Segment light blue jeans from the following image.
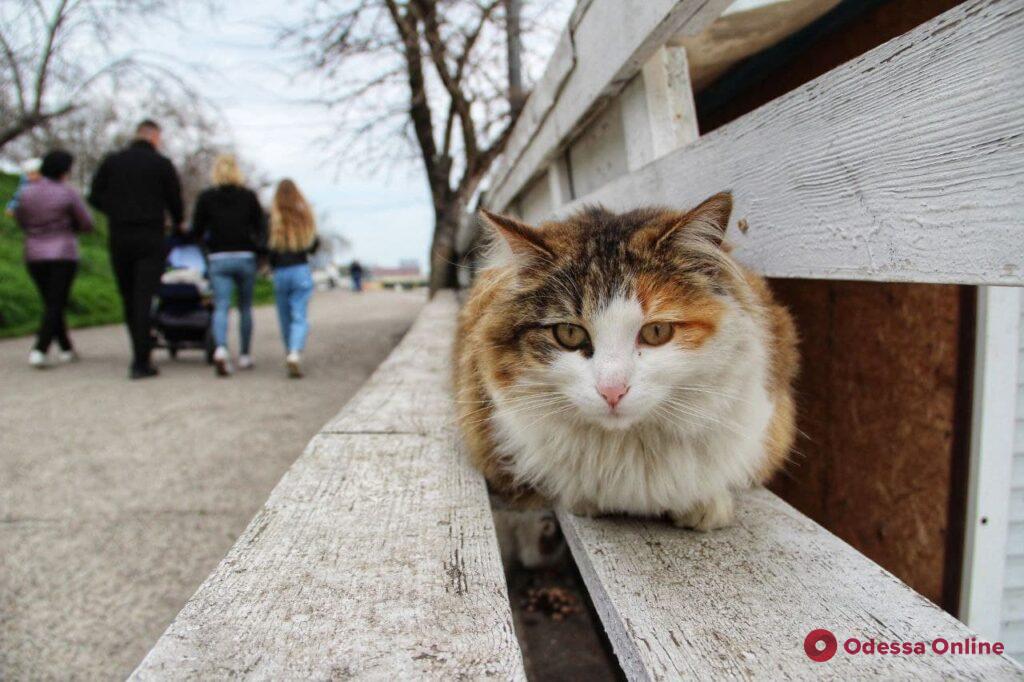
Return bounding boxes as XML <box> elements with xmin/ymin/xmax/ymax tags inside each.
<box><xmin>273</xmin><ymin>264</ymin><xmax>314</xmax><ymax>353</ymax></box>
<box><xmin>209</xmin><ymin>255</ymin><xmax>256</xmax><ymax>354</ymax></box>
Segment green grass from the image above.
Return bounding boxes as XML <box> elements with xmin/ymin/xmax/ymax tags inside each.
<box><xmin>0</xmin><ymin>172</ymin><xmax>122</xmax><ymax>338</ymax></box>
<box><xmin>0</xmin><ymin>172</ymin><xmax>273</xmax><ymax>339</ymax></box>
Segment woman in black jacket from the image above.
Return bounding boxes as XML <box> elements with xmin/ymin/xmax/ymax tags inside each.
<box><xmin>191</xmin><ymin>154</ymin><xmax>266</xmax><ymax>376</ymax></box>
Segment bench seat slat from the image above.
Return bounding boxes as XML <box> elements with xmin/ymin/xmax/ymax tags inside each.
<box><xmin>132</xmin><ymin>294</ymin><xmax>526</xmax><ymax>680</ymax></box>
<box><xmin>559</xmin><ymin>488</ymin><xmax>1023</xmax><ymax>680</ymax></box>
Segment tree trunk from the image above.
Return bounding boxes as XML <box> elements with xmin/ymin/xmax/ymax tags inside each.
<box><xmin>428</xmin><ymin>208</ymin><xmax>461</xmax><ymax>294</ymax></box>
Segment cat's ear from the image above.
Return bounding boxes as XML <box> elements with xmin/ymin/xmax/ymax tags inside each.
<box><xmin>480</xmin><ymin>209</ymin><xmax>554</xmax><ymax>260</ymax></box>
<box><xmin>638</xmin><ymin>192</ymin><xmax>733</xmax><ymax>251</ymax></box>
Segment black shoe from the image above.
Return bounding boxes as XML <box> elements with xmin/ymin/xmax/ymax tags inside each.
<box><xmin>129</xmin><ymin>364</ymin><xmax>159</xmax><ymax>380</ymax></box>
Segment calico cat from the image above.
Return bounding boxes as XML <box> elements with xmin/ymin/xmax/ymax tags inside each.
<box><xmin>453</xmin><ymin>193</ymin><xmax>798</xmax><ymax>530</ymax></box>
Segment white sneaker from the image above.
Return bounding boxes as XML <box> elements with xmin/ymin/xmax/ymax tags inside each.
<box><xmin>286</xmin><ymin>352</ymin><xmax>303</xmax><ymax>378</ymax></box>
<box><xmin>29</xmin><ymin>350</ymin><xmax>48</xmax><ymax>369</ymax></box>
<box><xmin>58</xmin><ymin>350</ymin><xmax>79</xmax><ymax>363</ymax></box>
<box><xmin>213</xmin><ymin>346</ymin><xmax>232</xmax><ymax>377</ymax></box>
<box><xmin>237</xmin><ymin>354</ymin><xmax>254</xmax><ymax>370</ymax></box>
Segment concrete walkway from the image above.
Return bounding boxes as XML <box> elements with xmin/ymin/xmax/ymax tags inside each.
<box><xmin>0</xmin><ymin>289</ymin><xmax>424</xmax><ymax>680</ymax></box>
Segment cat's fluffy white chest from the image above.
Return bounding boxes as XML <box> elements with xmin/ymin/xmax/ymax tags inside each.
<box><xmin>490</xmin><ymin>372</ymin><xmax>773</xmax><ymax>518</ymax></box>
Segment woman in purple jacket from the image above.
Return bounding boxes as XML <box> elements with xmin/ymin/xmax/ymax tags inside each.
<box><xmin>14</xmin><ymin>150</ymin><xmax>94</xmax><ymax>368</ymax></box>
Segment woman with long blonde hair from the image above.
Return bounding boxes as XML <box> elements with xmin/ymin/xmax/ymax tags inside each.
<box><xmin>191</xmin><ymin>153</ymin><xmax>265</xmax><ymax>376</ymax></box>
<box><xmin>268</xmin><ymin>179</ymin><xmax>319</xmax><ymax>378</ymax></box>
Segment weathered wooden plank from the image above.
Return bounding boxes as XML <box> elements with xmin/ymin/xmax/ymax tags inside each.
<box><xmin>132</xmin><ymin>293</ymin><xmax>526</xmax><ymax>680</ymax></box>
<box><xmin>621</xmin><ymin>45</ymin><xmax>701</xmax><ymax>174</ymax></box>
<box><xmin>488</xmin><ymin>0</ymin><xmax>732</xmax><ymax>212</ymax></box>
<box><xmin>490</xmin><ymin>26</ymin><xmax>574</xmax><ymax>212</ymax></box>
<box><xmin>961</xmin><ymin>287</ymin><xmax>1021</xmax><ymax>639</ymax></box>
<box><xmin>320</xmin><ymin>295</ymin><xmax>457</xmax><ymax>436</ymax></box>
<box><xmin>545</xmin><ymin>0</ymin><xmax>1024</xmax><ymax>286</ymax></box>
<box><xmin>559</xmin><ymin>488</ymin><xmax>1024</xmax><ymax>680</ymax></box>
<box><xmin>569</xmin><ymin>94</ymin><xmax>628</xmax><ymax>199</ymax></box>
<box><xmin>518</xmin><ymin>171</ymin><xmax>555</xmax><ymax>225</ymax></box>
<box><xmin>639</xmin><ymin>47</ymin><xmax>699</xmax><ymax>164</ymax></box>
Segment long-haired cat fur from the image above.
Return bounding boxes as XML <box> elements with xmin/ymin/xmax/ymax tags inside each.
<box><xmin>453</xmin><ymin>193</ymin><xmax>797</xmax><ymax>530</ymax></box>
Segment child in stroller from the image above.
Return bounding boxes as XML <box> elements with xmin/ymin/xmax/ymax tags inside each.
<box><xmin>153</xmin><ymin>235</ymin><xmax>216</xmax><ymax>363</ymax></box>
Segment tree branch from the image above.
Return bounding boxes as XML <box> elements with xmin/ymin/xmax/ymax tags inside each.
<box><xmin>412</xmin><ymin>0</ymin><xmax>480</xmax><ymax>164</ymax></box>
<box><xmin>32</xmin><ymin>0</ymin><xmax>71</xmax><ymax>114</ymax></box>
<box><xmin>0</xmin><ymin>103</ymin><xmax>77</xmax><ymax>148</ymax></box>
<box><xmin>383</xmin><ymin>0</ymin><xmax>445</xmax><ymax>205</ymax></box>
<box><xmin>0</xmin><ymin>30</ymin><xmax>27</xmax><ymax>112</ymax></box>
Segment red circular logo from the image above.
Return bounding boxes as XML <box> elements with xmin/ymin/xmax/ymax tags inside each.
<box><xmin>804</xmin><ymin>629</ymin><xmax>838</xmax><ymax>662</ymax></box>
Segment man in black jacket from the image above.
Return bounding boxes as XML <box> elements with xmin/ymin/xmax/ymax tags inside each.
<box><xmin>89</xmin><ymin>120</ymin><xmax>183</xmax><ymax>379</ymax></box>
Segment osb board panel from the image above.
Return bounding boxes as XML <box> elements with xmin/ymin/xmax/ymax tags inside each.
<box><xmin>767</xmin><ymin>280</ymin><xmax>966</xmax><ymax>609</ymax></box>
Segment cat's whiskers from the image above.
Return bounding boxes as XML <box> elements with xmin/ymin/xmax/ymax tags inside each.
<box><xmin>460</xmin><ymin>391</ymin><xmax>561</xmax><ymax>413</ymax></box>
<box><xmin>459</xmin><ymin>394</ymin><xmax>569</xmax><ymax>426</ymax></box>
<box><xmin>656</xmin><ymin>399</ymin><xmax>747</xmax><ymax>438</ymax></box>
<box><xmin>515</xmin><ymin>400</ymin><xmax>577</xmax><ymax>432</ymax></box>
<box><xmin>670</xmin><ymin>384</ymin><xmax>757</xmax><ymax>407</ymax></box>
<box><xmin>455</xmin><ymin>389</ymin><xmax>562</xmax><ymax>415</ymax></box>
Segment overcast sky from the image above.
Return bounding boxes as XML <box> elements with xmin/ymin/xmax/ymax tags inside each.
<box><xmin>117</xmin><ymin>1</ymin><xmax>573</xmax><ymax>269</ymax></box>
<box><xmin>118</xmin><ymin>3</ymin><xmax>430</xmax><ymax>268</ymax></box>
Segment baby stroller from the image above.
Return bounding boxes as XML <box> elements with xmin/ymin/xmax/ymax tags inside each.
<box><xmin>153</xmin><ymin>236</ymin><xmax>215</xmax><ymax>363</ymax></box>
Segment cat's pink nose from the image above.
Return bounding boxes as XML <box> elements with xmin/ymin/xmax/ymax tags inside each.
<box><xmin>597</xmin><ymin>383</ymin><xmax>630</xmax><ymax>408</ymax></box>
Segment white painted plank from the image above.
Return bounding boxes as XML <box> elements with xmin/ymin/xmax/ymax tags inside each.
<box><xmin>1015</xmin><ymin>294</ymin><xmax>1024</xmax><ymax>659</ymax></box>
<box><xmin>568</xmin><ymin>96</ymin><xmax>628</xmax><ymax>199</ymax></box>
<box><xmin>132</xmin><ymin>294</ymin><xmax>526</xmax><ymax>680</ymax></box>
<box><xmin>1013</xmin><ymin>452</ymin><xmax>1024</xmax><ymax>487</ymax></box>
<box><xmin>492</xmin><ymin>27</ymin><xmax>575</xmax><ymax>204</ymax></box>
<box><xmin>548</xmin><ymin>0</ymin><xmax>1024</xmax><ymax>285</ymax></box>
<box><xmin>1007</xmin><ymin>557</ymin><xmax>1024</xmax><ymax>590</ymax></box>
<box><xmin>488</xmin><ymin>0</ymin><xmax>732</xmax><ymax>212</ymax></box>
<box><xmin>547</xmin><ymin>155</ymin><xmax>573</xmax><ymax>208</ymax></box>
<box><xmin>1008</xmin><ymin>522</ymin><xmax>1024</xmax><ymax>558</ymax></box>
<box><xmin>1013</xmin><ymin>488</ymin><xmax>1024</xmax><ymax>521</ymax></box>
<box><xmin>623</xmin><ymin>45</ymin><xmax>701</xmax><ymax>173</ymax></box>
<box><xmin>1003</xmin><ymin>621</ymin><xmax>1024</xmax><ymax>665</ymax></box>
<box><xmin>318</xmin><ymin>295</ymin><xmax>461</xmax><ymax>436</ymax></box>
<box><xmin>518</xmin><ymin>171</ymin><xmax>556</xmax><ymax>226</ymax></box>
<box><xmin>641</xmin><ymin>46</ymin><xmax>700</xmax><ymax>160</ymax></box>
<box><xmin>1006</xmin><ymin>588</ymin><xmax>1024</xmax><ymax>622</ymax></box>
<box><xmin>621</xmin><ymin>73</ymin><xmax>656</xmax><ymax>173</ymax></box>
<box><xmin>559</xmin><ymin>488</ymin><xmax>1024</xmax><ymax>680</ymax></box>
<box><xmin>962</xmin><ymin>287</ymin><xmax>1020</xmax><ymax>639</ymax></box>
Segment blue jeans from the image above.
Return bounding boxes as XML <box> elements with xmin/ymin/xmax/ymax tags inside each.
<box><xmin>273</xmin><ymin>264</ymin><xmax>314</xmax><ymax>353</ymax></box>
<box><xmin>209</xmin><ymin>255</ymin><xmax>256</xmax><ymax>354</ymax></box>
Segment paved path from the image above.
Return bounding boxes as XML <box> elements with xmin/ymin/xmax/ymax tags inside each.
<box><xmin>0</xmin><ymin>289</ymin><xmax>425</xmax><ymax>680</ymax></box>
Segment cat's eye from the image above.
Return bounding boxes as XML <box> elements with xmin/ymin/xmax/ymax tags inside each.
<box><xmin>552</xmin><ymin>323</ymin><xmax>590</xmax><ymax>351</ymax></box>
<box><xmin>639</xmin><ymin>322</ymin><xmax>675</xmax><ymax>346</ymax></box>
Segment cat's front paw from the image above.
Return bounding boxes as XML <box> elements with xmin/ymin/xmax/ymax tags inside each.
<box><xmin>671</xmin><ymin>493</ymin><xmax>735</xmax><ymax>532</ymax></box>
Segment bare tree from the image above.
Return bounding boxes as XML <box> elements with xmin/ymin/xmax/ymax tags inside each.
<box><xmin>287</xmin><ymin>0</ymin><xmax>563</xmax><ymax>291</ymax></box>
<box><xmin>0</xmin><ymin>0</ymin><xmax>198</xmax><ymax>152</ymax></box>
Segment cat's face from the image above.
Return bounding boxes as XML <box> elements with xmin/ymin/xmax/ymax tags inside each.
<box><xmin>480</xmin><ymin>193</ymin><xmax>748</xmax><ymax>432</ymax></box>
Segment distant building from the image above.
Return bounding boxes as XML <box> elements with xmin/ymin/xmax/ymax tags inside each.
<box><xmin>368</xmin><ymin>262</ymin><xmax>424</xmax><ymax>288</ymax></box>
<box><xmin>371</xmin><ymin>263</ymin><xmax>421</xmax><ymax>278</ymax></box>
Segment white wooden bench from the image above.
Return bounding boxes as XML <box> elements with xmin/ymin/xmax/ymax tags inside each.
<box><xmin>134</xmin><ymin>0</ymin><xmax>1024</xmax><ymax>678</ymax></box>
<box><xmin>132</xmin><ymin>291</ymin><xmax>1021</xmax><ymax>679</ymax></box>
